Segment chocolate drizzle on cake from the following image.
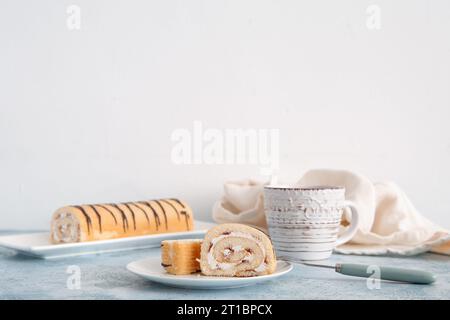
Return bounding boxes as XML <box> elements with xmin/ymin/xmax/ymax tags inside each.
<box><xmin>154</xmin><ymin>200</ymin><xmax>168</xmax><ymax>230</ymax></box>
<box><xmin>88</xmin><ymin>205</ymin><xmax>102</xmax><ymax>233</ymax></box>
<box><xmin>72</xmin><ymin>205</ymin><xmax>93</xmax><ymax>235</ymax></box>
<box><xmin>109</xmin><ymin>203</ymin><xmax>129</xmax><ymax>232</ymax></box>
<box><xmin>139</xmin><ymin>201</ymin><xmax>161</xmax><ymax>230</ymax></box>
<box><xmin>97</xmin><ymin>204</ymin><xmax>118</xmax><ymax>225</ymax></box>
<box><xmin>131</xmin><ymin>202</ymin><xmax>151</xmax><ymax>226</ymax></box>
<box><xmin>180</xmin><ymin>210</ymin><xmax>190</xmax><ymax>229</ymax></box>
<box><xmin>169</xmin><ymin>199</ymin><xmax>190</xmax><ymax>229</ymax></box>
<box><xmin>161</xmin><ymin>199</ymin><xmax>180</xmax><ymax>221</ymax></box>
<box><xmin>170</xmin><ymin>198</ymin><xmax>186</xmax><ymax>208</ymax></box>
<box><xmin>122</xmin><ymin>203</ymin><xmax>137</xmax><ymax>230</ymax></box>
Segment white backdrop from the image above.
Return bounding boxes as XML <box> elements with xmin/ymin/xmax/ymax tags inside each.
<box><xmin>1</xmin><ymin>0</ymin><xmax>449</xmax><ymax>230</ymax></box>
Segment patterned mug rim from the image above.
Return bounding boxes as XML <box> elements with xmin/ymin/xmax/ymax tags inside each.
<box><xmin>264</xmin><ymin>185</ymin><xmax>345</xmax><ymax>191</ymax></box>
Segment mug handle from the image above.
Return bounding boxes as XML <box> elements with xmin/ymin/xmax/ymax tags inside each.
<box><xmin>335</xmin><ymin>200</ymin><xmax>360</xmax><ymax>247</ymax></box>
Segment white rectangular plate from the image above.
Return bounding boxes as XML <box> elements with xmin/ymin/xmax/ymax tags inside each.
<box><xmin>0</xmin><ymin>220</ymin><xmax>215</xmax><ymax>259</ymax></box>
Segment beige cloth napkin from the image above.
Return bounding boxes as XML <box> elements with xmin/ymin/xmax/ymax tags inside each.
<box><xmin>212</xmin><ymin>169</ymin><xmax>450</xmax><ymax>256</ymax></box>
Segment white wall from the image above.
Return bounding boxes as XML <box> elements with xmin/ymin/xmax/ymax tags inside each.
<box><xmin>1</xmin><ymin>0</ymin><xmax>449</xmax><ymax>230</ymax></box>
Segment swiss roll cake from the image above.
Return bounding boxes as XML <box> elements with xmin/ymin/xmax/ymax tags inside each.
<box><xmin>200</xmin><ymin>223</ymin><xmax>276</xmax><ymax>277</ymax></box>
<box><xmin>51</xmin><ymin>198</ymin><xmax>194</xmax><ymax>244</ymax></box>
<box><xmin>161</xmin><ymin>239</ymin><xmax>202</xmax><ymax>275</ymax></box>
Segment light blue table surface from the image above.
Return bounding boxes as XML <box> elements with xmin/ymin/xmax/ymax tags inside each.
<box><xmin>0</xmin><ymin>230</ymin><xmax>448</xmax><ymax>300</ymax></box>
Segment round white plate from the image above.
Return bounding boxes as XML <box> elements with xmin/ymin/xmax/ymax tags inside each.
<box><xmin>127</xmin><ymin>257</ymin><xmax>293</xmax><ymax>289</ymax></box>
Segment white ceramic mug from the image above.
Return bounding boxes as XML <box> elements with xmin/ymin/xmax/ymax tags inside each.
<box><xmin>263</xmin><ymin>185</ymin><xmax>360</xmax><ymax>261</ymax></box>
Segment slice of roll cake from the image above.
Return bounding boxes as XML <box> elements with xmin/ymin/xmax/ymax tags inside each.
<box><xmin>161</xmin><ymin>239</ymin><xmax>202</xmax><ymax>275</ymax></box>
<box><xmin>200</xmin><ymin>223</ymin><xmax>276</xmax><ymax>277</ymax></box>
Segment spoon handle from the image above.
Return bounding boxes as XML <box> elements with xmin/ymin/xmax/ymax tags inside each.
<box><xmin>336</xmin><ymin>263</ymin><xmax>436</xmax><ymax>284</ymax></box>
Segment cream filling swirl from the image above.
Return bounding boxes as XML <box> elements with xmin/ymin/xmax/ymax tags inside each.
<box><xmin>51</xmin><ymin>212</ymin><xmax>80</xmax><ymax>243</ymax></box>
<box><xmin>207</xmin><ymin>232</ymin><xmax>267</xmax><ymax>272</ymax></box>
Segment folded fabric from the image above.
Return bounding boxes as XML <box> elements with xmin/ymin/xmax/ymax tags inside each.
<box><xmin>212</xmin><ymin>169</ymin><xmax>450</xmax><ymax>256</ymax></box>
<box><xmin>212</xmin><ymin>179</ymin><xmax>267</xmax><ymax>230</ymax></box>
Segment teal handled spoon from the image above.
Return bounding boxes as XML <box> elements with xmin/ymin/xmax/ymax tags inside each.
<box><xmin>301</xmin><ymin>262</ymin><xmax>436</xmax><ymax>284</ymax></box>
